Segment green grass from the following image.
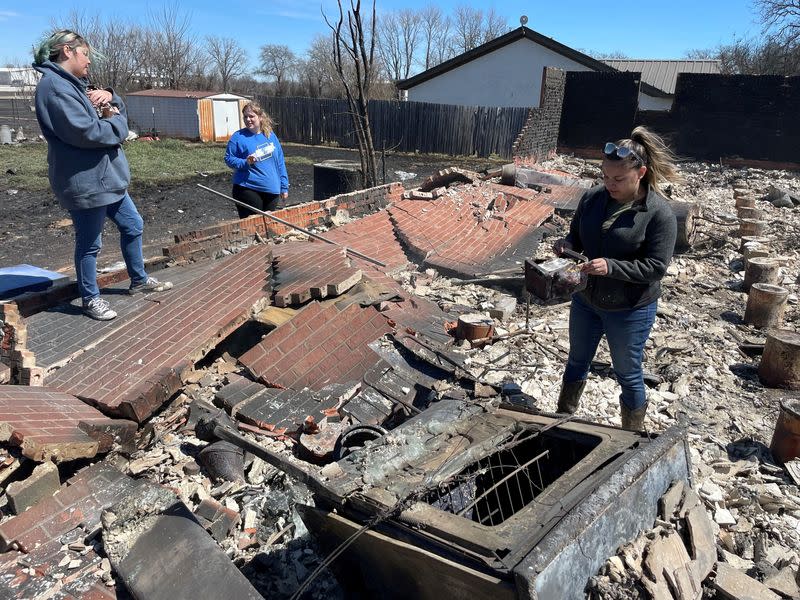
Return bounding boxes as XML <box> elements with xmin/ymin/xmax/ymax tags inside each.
<box><xmin>0</xmin><ymin>139</ymin><xmax>314</xmax><ymax>193</ymax></box>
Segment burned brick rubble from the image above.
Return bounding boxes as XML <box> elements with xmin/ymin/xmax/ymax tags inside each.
<box><xmin>0</xmin><ymin>158</ymin><xmax>799</xmax><ymax>600</ymax></box>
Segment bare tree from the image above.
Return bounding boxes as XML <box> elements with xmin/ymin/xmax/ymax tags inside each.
<box><xmin>685</xmin><ymin>36</ymin><xmax>800</xmax><ymax>75</ymax></box>
<box><xmin>206</xmin><ymin>36</ymin><xmax>247</xmax><ymax>92</ymax></box>
<box><xmin>258</xmin><ymin>44</ymin><xmax>296</xmax><ymax>96</ymax></box>
<box><xmin>419</xmin><ymin>5</ymin><xmax>452</xmax><ymax>69</ymax></box>
<box><xmin>452</xmin><ymin>5</ymin><xmax>484</xmax><ymax>53</ymax></box>
<box><xmin>756</xmin><ymin>0</ymin><xmax>800</xmax><ymax>44</ymax></box>
<box><xmin>147</xmin><ymin>3</ymin><xmax>198</xmax><ymax>89</ymax></box>
<box><xmin>325</xmin><ymin>0</ymin><xmax>379</xmax><ymax>187</ymax></box>
<box><xmin>482</xmin><ymin>8</ymin><xmax>509</xmax><ymax>43</ymax></box>
<box><xmin>53</xmin><ymin>11</ymin><xmax>146</xmax><ymax>92</ymax></box>
<box><xmin>377</xmin><ymin>9</ymin><xmax>422</xmax><ymax>81</ymax></box>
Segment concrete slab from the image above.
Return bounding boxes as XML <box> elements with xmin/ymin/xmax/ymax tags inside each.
<box><xmin>713</xmin><ymin>563</ymin><xmax>782</xmax><ymax>600</ymax></box>
<box><xmin>47</xmin><ymin>244</ymin><xmax>273</xmax><ymax>422</ymax></box>
<box><xmin>0</xmin><ymin>385</ymin><xmax>136</xmax><ymax>462</ymax></box>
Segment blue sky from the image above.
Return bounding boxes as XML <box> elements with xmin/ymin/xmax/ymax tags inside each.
<box><xmin>1</xmin><ymin>0</ymin><xmax>762</xmax><ymax>68</ymax></box>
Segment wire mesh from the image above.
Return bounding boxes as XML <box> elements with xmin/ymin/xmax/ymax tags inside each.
<box><xmin>426</xmin><ymin>429</ymin><xmax>552</xmax><ymax>526</ymax></box>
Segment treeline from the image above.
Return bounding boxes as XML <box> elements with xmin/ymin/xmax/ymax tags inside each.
<box><xmin>688</xmin><ymin>0</ymin><xmax>800</xmax><ymax>75</ymax></box>
<box><xmin>41</xmin><ymin>4</ymin><xmax>512</xmax><ymax>99</ymax></box>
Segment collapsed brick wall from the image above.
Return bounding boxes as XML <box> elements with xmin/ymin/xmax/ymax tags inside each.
<box><xmin>671</xmin><ymin>73</ymin><xmax>800</xmax><ymax>165</ymax></box>
<box><xmin>557</xmin><ymin>71</ymin><xmax>640</xmax><ymax>153</ymax></box>
<box><xmin>0</xmin><ymin>303</ymin><xmax>41</xmax><ymax>386</ymax></box>
<box><xmin>512</xmin><ymin>68</ymin><xmax>566</xmax><ymax>165</ymax></box>
<box><xmin>164</xmin><ymin>182</ymin><xmax>404</xmax><ymax>261</ymax></box>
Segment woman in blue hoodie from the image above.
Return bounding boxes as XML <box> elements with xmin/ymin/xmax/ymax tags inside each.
<box><xmin>32</xmin><ymin>30</ymin><xmax>171</xmax><ymax>321</ymax></box>
<box><xmin>224</xmin><ymin>102</ymin><xmax>289</xmax><ymax>218</ymax></box>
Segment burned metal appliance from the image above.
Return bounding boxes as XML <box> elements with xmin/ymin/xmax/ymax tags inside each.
<box><xmin>299</xmin><ymin>401</ymin><xmax>691</xmax><ymax>600</ymax></box>
<box><xmin>524</xmin><ymin>248</ymin><xmax>587</xmax><ymax>302</ymax></box>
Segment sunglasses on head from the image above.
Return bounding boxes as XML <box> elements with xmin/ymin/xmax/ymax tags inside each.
<box><xmin>603</xmin><ymin>142</ymin><xmax>645</xmax><ymax>165</ymax></box>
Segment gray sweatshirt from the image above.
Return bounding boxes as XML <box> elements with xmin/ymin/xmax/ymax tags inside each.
<box><xmin>33</xmin><ymin>61</ymin><xmax>130</xmax><ymax>211</ymax></box>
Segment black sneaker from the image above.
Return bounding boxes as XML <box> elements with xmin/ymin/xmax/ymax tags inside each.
<box><xmin>83</xmin><ymin>297</ymin><xmax>117</xmax><ymax>321</ymax></box>
<box><xmin>128</xmin><ymin>276</ymin><xmax>173</xmax><ymax>295</ymax></box>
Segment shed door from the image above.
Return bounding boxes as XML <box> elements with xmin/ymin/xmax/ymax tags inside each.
<box><xmin>212</xmin><ymin>100</ymin><xmax>240</xmax><ymax>141</ymax></box>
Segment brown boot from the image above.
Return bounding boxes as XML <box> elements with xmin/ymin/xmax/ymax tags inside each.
<box><xmin>556</xmin><ymin>380</ymin><xmax>586</xmax><ymax>414</ymax></box>
<box><xmin>620</xmin><ymin>400</ymin><xmax>648</xmax><ymax>431</ymax></box>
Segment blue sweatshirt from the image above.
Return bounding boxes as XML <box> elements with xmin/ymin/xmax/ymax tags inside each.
<box><xmin>224</xmin><ymin>129</ymin><xmax>289</xmax><ymax>194</ymax></box>
<box><xmin>33</xmin><ymin>61</ymin><xmax>131</xmax><ymax>211</ymax></box>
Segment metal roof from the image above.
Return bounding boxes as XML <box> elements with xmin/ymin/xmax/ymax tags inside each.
<box><xmin>603</xmin><ymin>60</ymin><xmax>721</xmax><ymax>95</ymax></box>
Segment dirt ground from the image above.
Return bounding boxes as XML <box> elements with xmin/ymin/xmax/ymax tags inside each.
<box><xmin>0</xmin><ymin>144</ymin><xmax>502</xmax><ymax>273</ymax></box>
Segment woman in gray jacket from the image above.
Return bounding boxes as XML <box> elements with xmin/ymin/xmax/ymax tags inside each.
<box><xmin>553</xmin><ymin>127</ymin><xmax>679</xmax><ymax>431</ymax></box>
<box><xmin>33</xmin><ymin>30</ymin><xmax>170</xmax><ymax>320</ymax></box>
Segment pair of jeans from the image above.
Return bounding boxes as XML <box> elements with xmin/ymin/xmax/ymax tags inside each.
<box><xmin>562</xmin><ymin>293</ymin><xmax>657</xmax><ymax>410</ymax></box>
<box><xmin>69</xmin><ymin>193</ymin><xmax>147</xmax><ymax>303</ymax></box>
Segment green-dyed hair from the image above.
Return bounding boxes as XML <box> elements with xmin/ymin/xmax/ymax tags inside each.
<box><xmin>32</xmin><ymin>30</ymin><xmax>89</xmax><ymax>65</ymax></box>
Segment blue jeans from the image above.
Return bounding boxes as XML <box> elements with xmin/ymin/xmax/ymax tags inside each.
<box><xmin>562</xmin><ymin>294</ymin><xmax>657</xmax><ymax>410</ymax></box>
<box><xmin>69</xmin><ymin>193</ymin><xmax>148</xmax><ymax>302</ymax></box>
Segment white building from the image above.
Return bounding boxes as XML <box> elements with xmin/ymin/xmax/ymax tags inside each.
<box><xmin>0</xmin><ymin>67</ymin><xmax>39</xmax><ymax>98</ymax></box>
<box><xmin>398</xmin><ymin>27</ymin><xmax>716</xmax><ymax>111</ymax></box>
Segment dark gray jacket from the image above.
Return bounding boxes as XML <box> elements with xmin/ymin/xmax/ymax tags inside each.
<box><xmin>565</xmin><ymin>184</ymin><xmax>677</xmax><ymax>311</ymax></box>
<box><xmin>33</xmin><ymin>61</ymin><xmax>130</xmax><ymax>211</ymax></box>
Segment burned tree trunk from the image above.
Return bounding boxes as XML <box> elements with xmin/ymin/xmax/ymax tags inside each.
<box><xmin>669</xmin><ymin>201</ymin><xmax>699</xmax><ymax>254</ymax></box>
<box><xmin>759</xmin><ymin>329</ymin><xmax>800</xmax><ymax>390</ymax></box>
<box><xmin>326</xmin><ymin>0</ymin><xmax>379</xmax><ymax>189</ymax></box>
<box><xmin>744</xmin><ymin>283</ymin><xmax>789</xmax><ymax>329</ymax></box>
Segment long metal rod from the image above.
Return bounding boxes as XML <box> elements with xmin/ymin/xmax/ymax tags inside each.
<box><xmin>196</xmin><ymin>184</ymin><xmax>387</xmax><ymax>268</ymax></box>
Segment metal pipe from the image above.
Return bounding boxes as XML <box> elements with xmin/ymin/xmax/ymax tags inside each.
<box><xmin>196</xmin><ymin>184</ymin><xmax>387</xmax><ymax>268</ymax></box>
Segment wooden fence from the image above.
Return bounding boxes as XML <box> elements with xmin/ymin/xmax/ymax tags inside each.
<box><xmin>257</xmin><ymin>96</ymin><xmax>532</xmax><ymax>159</ymax></box>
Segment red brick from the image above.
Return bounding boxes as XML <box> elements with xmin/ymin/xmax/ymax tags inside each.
<box><xmin>48</xmin><ymin>245</ymin><xmax>273</xmax><ymax>422</ymax></box>
<box><xmin>0</xmin><ymin>386</ymin><xmax>119</xmax><ymax>463</ymax></box>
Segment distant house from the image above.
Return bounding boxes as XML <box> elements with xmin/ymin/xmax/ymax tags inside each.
<box><xmin>125</xmin><ymin>89</ymin><xmax>249</xmax><ymax>142</ymax></box>
<box><xmin>603</xmin><ymin>59</ymin><xmax>721</xmax><ymax>109</ymax></box>
<box><xmin>398</xmin><ymin>27</ymin><xmax>717</xmax><ymax>111</ymax></box>
<box><xmin>0</xmin><ymin>67</ymin><xmax>39</xmax><ymax>98</ymax></box>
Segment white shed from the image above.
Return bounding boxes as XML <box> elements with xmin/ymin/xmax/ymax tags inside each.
<box><xmin>397</xmin><ymin>27</ymin><xmax>672</xmax><ymax>110</ymax></box>
<box><xmin>125</xmin><ymin>90</ymin><xmax>249</xmax><ymax>141</ymax></box>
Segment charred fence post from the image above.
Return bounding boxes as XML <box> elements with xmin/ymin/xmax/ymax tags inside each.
<box><xmin>759</xmin><ymin>329</ymin><xmax>800</xmax><ymax>390</ymax></box>
<box><xmin>738</xmin><ymin>218</ymin><xmax>768</xmax><ymax>238</ymax></box>
<box><xmin>739</xmin><ymin>235</ymin><xmax>771</xmax><ymax>252</ymax></box>
<box><xmin>742</xmin><ymin>242</ymin><xmax>771</xmax><ymax>268</ymax></box>
<box><xmin>736</xmin><ymin>206</ymin><xmax>766</xmax><ymax>220</ymax></box>
<box><xmin>743</xmin><ymin>257</ymin><xmax>781</xmax><ymax>290</ymax></box>
<box><xmin>744</xmin><ymin>283</ymin><xmax>789</xmax><ymax>329</ymax></box>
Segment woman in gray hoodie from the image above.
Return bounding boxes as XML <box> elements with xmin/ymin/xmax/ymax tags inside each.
<box><xmin>33</xmin><ymin>30</ymin><xmax>171</xmax><ymax>320</ymax></box>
